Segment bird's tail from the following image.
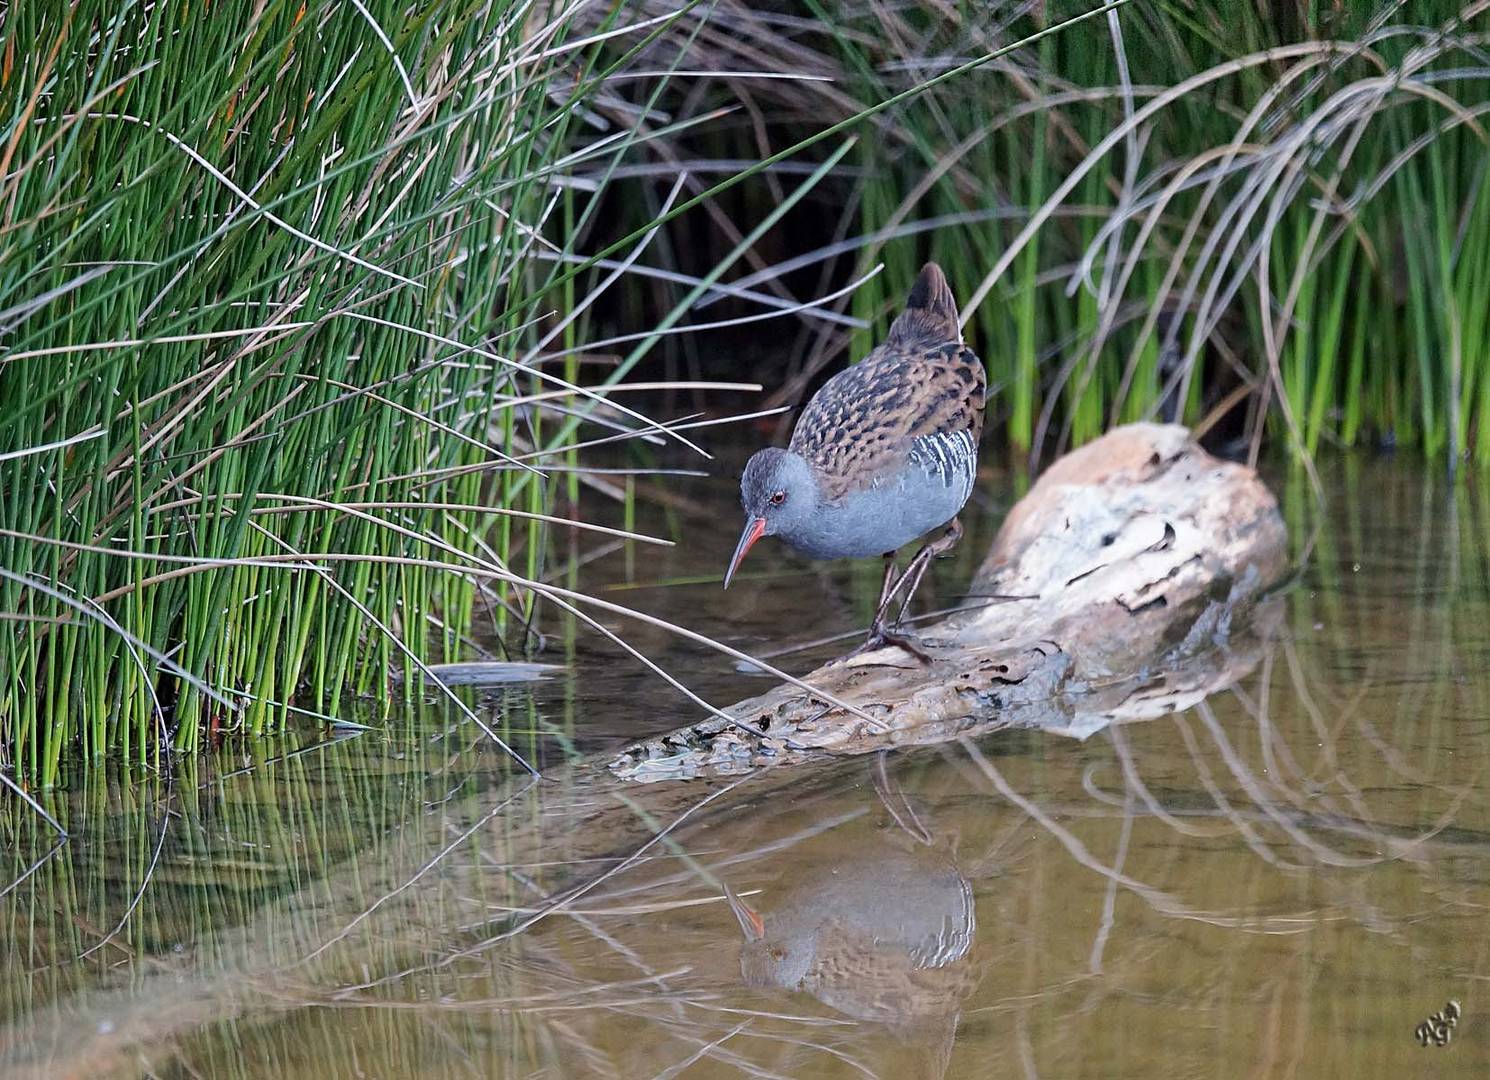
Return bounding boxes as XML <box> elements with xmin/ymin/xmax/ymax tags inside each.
<box><xmin>887</xmin><ymin>261</ymin><xmax>961</xmax><ymax>346</ymax></box>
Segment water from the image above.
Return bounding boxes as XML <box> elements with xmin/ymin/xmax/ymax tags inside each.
<box><xmin>3</xmin><ymin>454</ymin><xmax>1490</xmax><ymax>1078</ymax></box>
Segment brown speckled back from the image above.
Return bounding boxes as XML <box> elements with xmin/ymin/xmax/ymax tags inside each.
<box><xmin>789</xmin><ymin>263</ymin><xmax>986</xmax><ymax>501</ymax></box>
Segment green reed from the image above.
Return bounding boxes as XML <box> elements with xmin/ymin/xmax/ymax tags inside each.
<box><xmin>735</xmin><ymin>1</ymin><xmax>1490</xmax><ymax>460</ymax></box>
<box><xmin>10</xmin><ymin>0</ymin><xmax>1487</xmax><ymax>785</ymax></box>
<box><xmin>0</xmin><ymin>0</ymin><xmax>717</xmax><ymax>784</ymax></box>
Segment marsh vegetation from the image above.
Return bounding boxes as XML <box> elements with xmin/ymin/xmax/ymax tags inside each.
<box><xmin>3</xmin><ymin>3</ymin><xmax>1490</xmax><ymax>1076</ymax></box>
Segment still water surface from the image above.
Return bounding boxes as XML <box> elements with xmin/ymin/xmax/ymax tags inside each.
<box><xmin>3</xmin><ymin>455</ymin><xmax>1490</xmax><ymax>1078</ymax></box>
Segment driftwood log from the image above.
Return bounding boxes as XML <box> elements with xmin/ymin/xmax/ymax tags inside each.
<box><xmin>1</xmin><ymin>423</ymin><xmax>1291</xmax><ymax>1077</ymax></box>
<box><xmin>609</xmin><ymin>422</ymin><xmax>1288</xmax><ymax>780</ymax></box>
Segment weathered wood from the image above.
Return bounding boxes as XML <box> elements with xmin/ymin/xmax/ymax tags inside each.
<box><xmin>608</xmin><ymin>423</ymin><xmax>1288</xmax><ymax>781</ymax></box>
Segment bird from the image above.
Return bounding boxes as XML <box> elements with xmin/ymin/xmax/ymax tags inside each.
<box><xmin>723</xmin><ymin>261</ymin><xmax>985</xmax><ymax>659</ymax></box>
<box><xmin>724</xmin><ymin>839</ymin><xmax>979</xmax><ymax>1079</ymax></box>
<box><xmin>726</xmin><ymin>846</ymin><xmax>977</xmax><ymax>1013</ymax></box>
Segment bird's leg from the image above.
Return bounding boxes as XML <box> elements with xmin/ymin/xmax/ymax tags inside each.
<box><xmin>845</xmin><ymin>522</ymin><xmax>964</xmax><ymax>664</ymax></box>
<box><xmin>872</xmin><ymin>750</ymin><xmax>935</xmax><ymax>846</ymax></box>
<box><xmin>848</xmin><ymin>554</ymin><xmax>933</xmax><ymax>665</ymax></box>
<box><xmin>866</xmin><ymin>553</ymin><xmax>910</xmax><ymax>631</ymax></box>
<box><xmin>891</xmin><ymin>517</ymin><xmax>964</xmax><ymax>628</ymax></box>
<box><xmin>851</xmin><ymin>613</ymin><xmax>932</xmax><ymax>664</ymax></box>
<box><xmin>873</xmin><ymin>552</ymin><xmax>898</xmax><ymax>615</ymax></box>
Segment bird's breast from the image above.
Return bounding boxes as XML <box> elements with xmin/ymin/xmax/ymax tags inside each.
<box><xmin>778</xmin><ymin>448</ymin><xmax>974</xmax><ymax>560</ymax></box>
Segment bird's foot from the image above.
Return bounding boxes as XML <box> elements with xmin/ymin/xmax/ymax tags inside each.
<box><xmin>844</xmin><ymin>622</ymin><xmax>932</xmax><ymax>665</ymax></box>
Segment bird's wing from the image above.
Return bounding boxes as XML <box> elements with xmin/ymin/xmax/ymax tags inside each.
<box><xmin>789</xmin><ymin>341</ymin><xmax>985</xmax><ymax>502</ymax></box>
<box><xmin>807</xmin><ymin>920</ymin><xmax>978</xmax><ymax>1026</ymax></box>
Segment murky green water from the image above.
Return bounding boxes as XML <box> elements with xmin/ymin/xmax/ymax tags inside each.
<box><xmin>3</xmin><ymin>454</ymin><xmax>1490</xmax><ymax>1078</ymax></box>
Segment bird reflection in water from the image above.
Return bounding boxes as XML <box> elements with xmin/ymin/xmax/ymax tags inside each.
<box><xmin>723</xmin><ymin>755</ymin><xmax>987</xmax><ymax>1077</ymax></box>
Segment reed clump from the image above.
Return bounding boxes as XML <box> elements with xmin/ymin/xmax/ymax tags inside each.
<box><xmin>0</xmin><ymin>0</ymin><xmax>732</xmax><ymax>784</ymax></box>
<box><xmin>8</xmin><ymin>0</ymin><xmax>1489</xmax><ymax>782</ymax></box>
<box><xmin>844</xmin><ymin>0</ymin><xmax>1490</xmax><ymax>462</ymax></box>
<box><xmin>620</xmin><ymin>1</ymin><xmax>1490</xmax><ymax>462</ymax></box>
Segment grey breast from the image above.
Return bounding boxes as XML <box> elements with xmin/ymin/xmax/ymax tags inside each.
<box><xmin>788</xmin><ymin>429</ymin><xmax>977</xmax><ymax>559</ymax></box>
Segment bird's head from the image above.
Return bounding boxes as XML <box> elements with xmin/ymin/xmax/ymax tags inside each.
<box><xmin>726</xmin><ymin>884</ymin><xmax>815</xmax><ymax>990</ymax></box>
<box><xmin>723</xmin><ymin>447</ymin><xmax>819</xmax><ymax>589</ymax></box>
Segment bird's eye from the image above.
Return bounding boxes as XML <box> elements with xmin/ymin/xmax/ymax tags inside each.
<box><xmin>769</xmin><ymin>491</ymin><xmax>786</xmax><ymax>505</ymax></box>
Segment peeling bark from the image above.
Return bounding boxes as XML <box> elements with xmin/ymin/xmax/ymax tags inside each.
<box><xmin>609</xmin><ymin>423</ymin><xmax>1289</xmax><ymax>781</ymax></box>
